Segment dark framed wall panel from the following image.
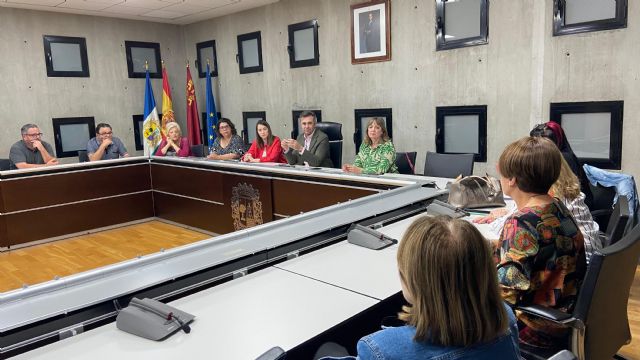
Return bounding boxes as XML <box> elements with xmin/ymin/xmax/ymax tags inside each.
<box><xmin>52</xmin><ymin>116</ymin><xmax>96</xmax><ymax>158</ymax></box>
<box><xmin>6</xmin><ymin>192</ymin><xmax>154</xmax><ymax>247</ymax></box>
<box><xmin>43</xmin><ymin>35</ymin><xmax>90</xmax><ymax>77</ymax></box>
<box><xmin>0</xmin><ymin>164</ymin><xmax>151</xmax><ymax>212</ymax></box>
<box><xmin>435</xmin><ymin>105</ymin><xmax>487</xmax><ymax>162</ymax></box>
<box><xmin>196</xmin><ymin>40</ymin><xmax>219</xmax><ymax>78</ymax></box>
<box><xmin>435</xmin><ymin>0</ymin><xmax>489</xmax><ymax>51</ymax></box>
<box><xmin>354</xmin><ymin>108</ymin><xmax>393</xmax><ymax>154</ymax></box>
<box><xmin>237</xmin><ymin>31</ymin><xmax>263</xmax><ymax>74</ymax></box>
<box><xmin>551</xmin><ymin>101</ymin><xmax>624</xmax><ymax>169</ymax></box>
<box><xmin>553</xmin><ymin>0</ymin><xmax>627</xmax><ymax>36</ymax></box>
<box><xmin>287</xmin><ymin>19</ymin><xmax>320</xmax><ymax>68</ymax></box>
<box><xmin>125</xmin><ymin>41</ymin><xmax>162</xmax><ymax>78</ymax></box>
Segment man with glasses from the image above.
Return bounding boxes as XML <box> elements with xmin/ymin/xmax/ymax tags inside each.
<box><xmin>87</xmin><ymin>123</ymin><xmax>129</xmax><ymax>161</ymax></box>
<box><xmin>9</xmin><ymin>124</ymin><xmax>58</xmax><ymax>169</ymax></box>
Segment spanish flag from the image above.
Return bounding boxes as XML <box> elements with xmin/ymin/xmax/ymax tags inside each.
<box><xmin>161</xmin><ymin>62</ymin><xmax>175</xmax><ymax>137</ymax></box>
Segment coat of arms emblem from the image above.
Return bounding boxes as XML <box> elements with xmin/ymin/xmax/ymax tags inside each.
<box><xmin>231</xmin><ymin>183</ymin><xmax>263</xmax><ymax>230</ymax></box>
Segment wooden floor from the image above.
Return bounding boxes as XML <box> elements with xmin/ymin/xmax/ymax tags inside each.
<box><xmin>620</xmin><ymin>266</ymin><xmax>640</xmax><ymax>359</ymax></box>
<box><xmin>0</xmin><ymin>220</ymin><xmax>210</xmax><ymax>293</ymax></box>
<box><xmin>1</xmin><ymin>223</ymin><xmax>639</xmax><ymax>358</ymax></box>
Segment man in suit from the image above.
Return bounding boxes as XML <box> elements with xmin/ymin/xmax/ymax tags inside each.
<box><xmin>282</xmin><ymin>111</ymin><xmax>333</xmax><ymax>168</ymax></box>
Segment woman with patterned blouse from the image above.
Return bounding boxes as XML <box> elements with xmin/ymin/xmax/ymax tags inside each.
<box><xmin>343</xmin><ymin>117</ymin><xmax>398</xmax><ymax>175</ymax></box>
<box><xmin>495</xmin><ymin>136</ymin><xmax>585</xmax><ymax>350</ymax></box>
<box><xmin>207</xmin><ymin>118</ymin><xmax>245</xmax><ymax>160</ymax></box>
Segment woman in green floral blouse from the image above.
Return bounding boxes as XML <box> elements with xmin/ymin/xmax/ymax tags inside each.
<box><xmin>343</xmin><ymin>117</ymin><xmax>398</xmax><ymax>175</ymax></box>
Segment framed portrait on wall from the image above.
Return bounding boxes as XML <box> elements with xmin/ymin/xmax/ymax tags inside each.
<box><xmin>351</xmin><ymin>0</ymin><xmax>391</xmax><ymax>64</ymax></box>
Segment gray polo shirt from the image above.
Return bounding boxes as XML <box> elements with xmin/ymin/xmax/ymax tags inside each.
<box><xmin>86</xmin><ymin>136</ymin><xmax>128</xmax><ymax>160</ymax></box>
<box><xmin>9</xmin><ymin>140</ymin><xmax>55</xmax><ymax>170</ymax></box>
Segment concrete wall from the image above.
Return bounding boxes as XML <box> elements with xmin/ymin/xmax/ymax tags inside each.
<box><xmin>0</xmin><ymin>8</ymin><xmax>187</xmax><ymax>162</ymax></box>
<box><xmin>0</xmin><ymin>0</ymin><xmax>638</xmax><ymax>179</ymax></box>
<box><xmin>184</xmin><ymin>0</ymin><xmax>639</xmax><ymax>178</ymax></box>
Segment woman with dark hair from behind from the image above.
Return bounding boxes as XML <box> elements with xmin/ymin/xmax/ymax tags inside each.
<box><xmin>530</xmin><ymin>121</ymin><xmax>593</xmax><ymax>208</ymax></box>
<box><xmin>319</xmin><ymin>216</ymin><xmax>520</xmax><ymax>360</ymax></box>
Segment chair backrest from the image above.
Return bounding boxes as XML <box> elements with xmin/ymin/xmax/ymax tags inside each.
<box><xmin>395</xmin><ymin>152</ymin><xmax>417</xmax><ymax>175</ymax></box>
<box><xmin>77</xmin><ymin>150</ymin><xmax>89</xmax><ymax>163</ymax></box>
<box><xmin>190</xmin><ymin>145</ymin><xmax>205</xmax><ymax>158</ymax></box>
<box><xmin>315</xmin><ymin>122</ymin><xmax>342</xmax><ymax>168</ymax></box>
<box><xmin>0</xmin><ymin>158</ymin><xmax>11</xmax><ymax>171</ymax></box>
<box><xmin>424</xmin><ymin>151</ymin><xmax>474</xmax><ymax>178</ymax></box>
<box><xmin>572</xmin><ymin>223</ymin><xmax>640</xmax><ymax>360</ymax></box>
<box><xmin>589</xmin><ymin>183</ymin><xmax>617</xmax><ymax>229</ymax></box>
<box><xmin>604</xmin><ymin>195</ymin><xmax>630</xmax><ymax>247</ymax></box>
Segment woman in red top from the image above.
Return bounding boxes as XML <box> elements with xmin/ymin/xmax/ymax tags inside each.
<box><xmin>242</xmin><ymin>120</ymin><xmax>286</xmax><ymax>163</ymax></box>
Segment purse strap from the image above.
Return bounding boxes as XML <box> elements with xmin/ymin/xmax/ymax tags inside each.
<box><xmin>404</xmin><ymin>153</ymin><xmax>415</xmax><ymax>174</ymax></box>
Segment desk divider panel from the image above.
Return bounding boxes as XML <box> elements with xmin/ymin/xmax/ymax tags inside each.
<box><xmin>150</xmin><ymin>163</ymin><xmax>223</xmax><ymax>203</ymax></box>
<box><xmin>0</xmin><ymin>164</ymin><xmax>151</xmax><ymax>212</ymax></box>
<box><xmin>271</xmin><ymin>179</ymin><xmax>378</xmax><ymax>217</ymax></box>
<box><xmin>6</xmin><ymin>192</ymin><xmax>154</xmax><ymax>247</ymax></box>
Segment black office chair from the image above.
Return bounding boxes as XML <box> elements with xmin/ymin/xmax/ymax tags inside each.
<box><xmin>603</xmin><ymin>195</ymin><xmax>631</xmax><ymax>247</ymax></box>
<box><xmin>589</xmin><ymin>183</ymin><xmax>617</xmax><ymax>230</ymax></box>
<box><xmin>77</xmin><ymin>150</ymin><xmax>89</xmax><ymax>163</ymax></box>
<box><xmin>0</xmin><ymin>158</ymin><xmax>11</xmax><ymax>171</ymax></box>
<box><xmin>518</xmin><ymin>223</ymin><xmax>640</xmax><ymax>360</ymax></box>
<box><xmin>395</xmin><ymin>152</ymin><xmax>417</xmax><ymax>175</ymax></box>
<box><xmin>315</xmin><ymin>122</ymin><xmax>343</xmax><ymax>168</ymax></box>
<box><xmin>424</xmin><ymin>151</ymin><xmax>474</xmax><ymax>178</ymax></box>
<box><xmin>190</xmin><ymin>144</ymin><xmax>206</xmax><ymax>157</ymax></box>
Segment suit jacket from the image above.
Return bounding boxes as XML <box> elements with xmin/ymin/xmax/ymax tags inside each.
<box><xmin>284</xmin><ymin>129</ymin><xmax>333</xmax><ymax>167</ymax></box>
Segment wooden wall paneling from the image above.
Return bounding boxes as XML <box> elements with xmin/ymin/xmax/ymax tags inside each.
<box><xmin>153</xmin><ymin>192</ymin><xmax>230</xmax><ymax>234</ymax></box>
<box><xmin>150</xmin><ymin>163</ymin><xmax>224</xmax><ymax>203</ymax></box>
<box><xmin>272</xmin><ymin>179</ymin><xmax>377</xmax><ymax>216</ymax></box>
<box><xmin>6</xmin><ymin>192</ymin><xmax>154</xmax><ymax>247</ymax></box>
<box><xmin>1</xmin><ymin>164</ymin><xmax>152</xmax><ymax>212</ymax></box>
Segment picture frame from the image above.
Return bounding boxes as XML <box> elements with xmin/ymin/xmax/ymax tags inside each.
<box><xmin>350</xmin><ymin>0</ymin><xmax>391</xmax><ymax>64</ymax></box>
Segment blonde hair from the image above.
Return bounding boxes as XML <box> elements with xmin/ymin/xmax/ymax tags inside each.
<box><xmin>498</xmin><ymin>136</ymin><xmax>561</xmax><ymax>195</ymax></box>
<box><xmin>165</xmin><ymin>122</ymin><xmax>181</xmax><ymax>136</ymax></box>
<box><xmin>364</xmin><ymin>117</ymin><xmax>390</xmax><ymax>146</ymax></box>
<box><xmin>397</xmin><ymin>216</ymin><xmax>509</xmax><ymax>346</ymax></box>
<box><xmin>550</xmin><ymin>156</ymin><xmax>581</xmax><ymax>201</ymax></box>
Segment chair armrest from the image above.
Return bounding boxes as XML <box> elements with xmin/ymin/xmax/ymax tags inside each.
<box><xmin>548</xmin><ymin>350</ymin><xmax>577</xmax><ymax>360</ymax></box>
<box><xmin>517</xmin><ymin>305</ymin><xmax>573</xmax><ymax>322</ymax></box>
<box><xmin>590</xmin><ymin>209</ymin><xmax>612</xmax><ymax>217</ymax></box>
<box><xmin>255</xmin><ymin>346</ymin><xmax>285</xmax><ymax>360</ymax></box>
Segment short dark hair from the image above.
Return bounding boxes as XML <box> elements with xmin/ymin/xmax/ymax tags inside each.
<box><xmin>298</xmin><ymin>111</ymin><xmax>316</xmax><ymax>123</ymax></box>
<box><xmin>215</xmin><ymin>118</ymin><xmax>237</xmax><ymax>137</ymax></box>
<box><xmin>498</xmin><ymin>136</ymin><xmax>561</xmax><ymax>195</ymax></box>
<box><xmin>95</xmin><ymin>123</ymin><xmax>112</xmax><ymax>134</ymax></box>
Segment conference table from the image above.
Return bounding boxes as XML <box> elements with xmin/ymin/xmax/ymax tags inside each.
<box><xmin>1</xmin><ymin>156</ymin><xmax>450</xmax><ymax>358</ymax></box>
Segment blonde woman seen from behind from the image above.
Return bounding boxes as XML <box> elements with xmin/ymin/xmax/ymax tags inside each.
<box><xmin>319</xmin><ymin>216</ymin><xmax>520</xmax><ymax>360</ymax></box>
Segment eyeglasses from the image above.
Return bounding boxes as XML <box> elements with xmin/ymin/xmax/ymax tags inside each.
<box><xmin>99</xmin><ymin>131</ymin><xmax>113</xmax><ymax>136</ymax></box>
<box><xmin>218</xmin><ymin>125</ymin><xmax>230</xmax><ymax>129</ymax></box>
<box><xmin>24</xmin><ymin>133</ymin><xmax>43</xmax><ymax>138</ymax></box>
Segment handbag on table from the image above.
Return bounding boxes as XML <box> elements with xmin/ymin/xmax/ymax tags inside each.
<box><xmin>448</xmin><ymin>175</ymin><xmax>506</xmax><ymax>209</ymax></box>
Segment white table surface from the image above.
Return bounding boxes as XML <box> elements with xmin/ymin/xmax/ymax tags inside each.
<box><xmin>13</xmin><ymin>268</ymin><xmax>377</xmax><ymax>360</ymax></box>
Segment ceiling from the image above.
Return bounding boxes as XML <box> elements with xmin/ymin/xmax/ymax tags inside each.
<box><xmin>0</xmin><ymin>0</ymin><xmax>279</xmax><ymax>25</ymax></box>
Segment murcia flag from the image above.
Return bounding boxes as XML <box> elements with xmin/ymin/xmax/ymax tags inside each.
<box><xmin>143</xmin><ymin>69</ymin><xmax>161</xmax><ymax>156</ymax></box>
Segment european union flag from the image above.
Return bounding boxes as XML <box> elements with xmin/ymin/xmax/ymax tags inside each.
<box><xmin>205</xmin><ymin>63</ymin><xmax>218</xmax><ymax>151</ymax></box>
